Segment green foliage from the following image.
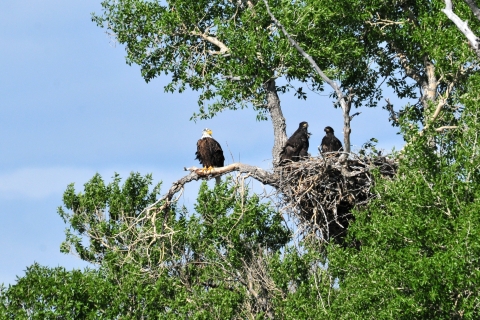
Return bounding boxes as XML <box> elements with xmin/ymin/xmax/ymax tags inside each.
<box><xmin>267</xmin><ymin>243</ymin><xmax>334</xmax><ymax>319</ymax></box>
<box><xmin>328</xmin><ymin>84</ymin><xmax>480</xmax><ymax>318</ymax></box>
<box><xmin>92</xmin><ymin>0</ymin><xmax>480</xmax><ymax>127</ymax></box>
<box><xmin>92</xmin><ymin>0</ymin><xmax>385</xmax><ymax>120</ymax></box>
<box><xmin>0</xmin><ymin>264</ymin><xmax>112</xmax><ymax>319</ymax></box>
<box><xmin>6</xmin><ymin>1</ymin><xmax>480</xmax><ymax>318</ymax></box>
<box><xmin>30</xmin><ymin>175</ymin><xmax>294</xmax><ymax>318</ymax></box>
<box><xmin>58</xmin><ymin>172</ymin><xmax>162</xmax><ymax>264</ymax></box>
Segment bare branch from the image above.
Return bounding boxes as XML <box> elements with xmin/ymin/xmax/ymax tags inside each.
<box><xmin>184</xmin><ymin>163</ymin><xmax>279</xmax><ymax>187</ymax></box>
<box><xmin>144</xmin><ymin>162</ymin><xmax>279</xmax><ymax>226</ymax></box>
<box><xmin>191</xmin><ymin>30</ymin><xmax>230</xmax><ymax>54</ymax></box>
<box><xmin>442</xmin><ymin>0</ymin><xmax>480</xmax><ymax>58</ymax></box>
<box><xmin>384</xmin><ymin>98</ymin><xmax>399</xmax><ymax>124</ymax></box>
<box><xmin>435</xmin><ymin>125</ymin><xmax>458</xmax><ymax>132</ymax></box>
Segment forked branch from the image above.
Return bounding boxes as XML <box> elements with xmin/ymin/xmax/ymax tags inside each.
<box><xmin>262</xmin><ymin>0</ymin><xmax>353</xmax><ymax>153</ymax></box>
<box><xmin>191</xmin><ymin>30</ymin><xmax>230</xmax><ymax>55</ymax></box>
<box><xmin>147</xmin><ymin>163</ymin><xmax>278</xmax><ymax>215</ymax></box>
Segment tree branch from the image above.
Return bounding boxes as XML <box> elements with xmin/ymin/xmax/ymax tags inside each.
<box><xmin>147</xmin><ymin>163</ymin><xmax>278</xmax><ymax>214</ymax></box>
<box><xmin>191</xmin><ymin>30</ymin><xmax>230</xmax><ymax>55</ymax></box>
<box><xmin>143</xmin><ymin>162</ymin><xmax>278</xmax><ymax>236</ymax></box>
<box><xmin>264</xmin><ymin>80</ymin><xmax>287</xmax><ymax>166</ymax></box>
<box><xmin>464</xmin><ymin>0</ymin><xmax>480</xmax><ymax>21</ymax></box>
<box><xmin>262</xmin><ymin>0</ymin><xmax>353</xmax><ymax>153</ymax></box>
<box><xmin>391</xmin><ymin>43</ymin><xmax>423</xmax><ymax>84</ymax></box>
<box><xmin>184</xmin><ymin>163</ymin><xmax>279</xmax><ymax>187</ymax></box>
<box><xmin>384</xmin><ymin>98</ymin><xmax>399</xmax><ymax>124</ymax></box>
<box><xmin>435</xmin><ymin>125</ymin><xmax>458</xmax><ymax>132</ymax></box>
<box><xmin>442</xmin><ymin>0</ymin><xmax>480</xmax><ymax>59</ymax></box>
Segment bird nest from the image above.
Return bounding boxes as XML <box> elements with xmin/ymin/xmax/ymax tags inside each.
<box><xmin>275</xmin><ymin>154</ymin><xmax>397</xmax><ymax>244</ymax></box>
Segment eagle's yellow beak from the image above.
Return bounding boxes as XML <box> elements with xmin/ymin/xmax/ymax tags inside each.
<box><xmin>207</xmin><ymin>129</ymin><xmax>213</xmax><ymax>135</ymax></box>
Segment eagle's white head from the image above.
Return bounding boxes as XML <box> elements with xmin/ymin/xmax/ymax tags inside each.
<box><xmin>201</xmin><ymin>128</ymin><xmax>213</xmax><ymax>138</ymax></box>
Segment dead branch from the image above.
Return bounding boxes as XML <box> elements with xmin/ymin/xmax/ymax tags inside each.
<box><xmin>184</xmin><ymin>162</ymin><xmax>279</xmax><ymax>187</ymax></box>
<box><xmin>143</xmin><ymin>162</ymin><xmax>278</xmax><ymax>222</ymax></box>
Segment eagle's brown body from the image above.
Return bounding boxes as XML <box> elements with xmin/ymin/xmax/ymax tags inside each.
<box><xmin>195</xmin><ymin>129</ymin><xmax>225</xmax><ymax>184</ymax></box>
<box><xmin>195</xmin><ymin>137</ymin><xmax>224</xmax><ymax>168</ymax></box>
<box><xmin>280</xmin><ymin>121</ymin><xmax>310</xmax><ymax>164</ymax></box>
<box><xmin>320</xmin><ymin>126</ymin><xmax>343</xmax><ymax>154</ymax></box>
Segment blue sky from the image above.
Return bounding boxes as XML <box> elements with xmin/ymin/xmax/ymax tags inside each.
<box><xmin>0</xmin><ymin>0</ymin><xmax>405</xmax><ymax>285</ymax></box>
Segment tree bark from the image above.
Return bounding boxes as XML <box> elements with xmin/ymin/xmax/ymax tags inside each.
<box><xmin>264</xmin><ymin>80</ymin><xmax>287</xmax><ymax>166</ymax></box>
<box><xmin>262</xmin><ymin>0</ymin><xmax>352</xmax><ymax>153</ymax></box>
<box><xmin>340</xmin><ymin>98</ymin><xmax>352</xmax><ymax>154</ymax></box>
<box><xmin>464</xmin><ymin>0</ymin><xmax>480</xmax><ymax>21</ymax></box>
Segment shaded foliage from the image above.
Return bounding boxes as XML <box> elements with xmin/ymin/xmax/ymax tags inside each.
<box><xmin>328</xmin><ymin>77</ymin><xmax>480</xmax><ymax>319</ymax></box>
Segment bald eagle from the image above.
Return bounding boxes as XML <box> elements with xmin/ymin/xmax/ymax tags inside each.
<box><xmin>320</xmin><ymin>126</ymin><xmax>343</xmax><ymax>156</ymax></box>
<box><xmin>280</xmin><ymin>121</ymin><xmax>310</xmax><ymax>164</ymax></box>
<box><xmin>195</xmin><ymin>128</ymin><xmax>225</xmax><ymax>184</ymax></box>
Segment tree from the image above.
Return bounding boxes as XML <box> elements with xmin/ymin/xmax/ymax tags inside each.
<box><xmin>0</xmin><ymin>264</ymin><xmax>113</xmax><ymax>319</ymax></box>
<box><xmin>91</xmin><ymin>0</ymin><xmax>480</xmax><ymax>212</ymax></box>
<box><xmin>327</xmin><ymin>73</ymin><xmax>480</xmax><ymax>319</ymax></box>
<box><xmin>56</xmin><ymin>173</ymin><xmax>295</xmax><ymax>318</ymax></box>
<box><xmin>443</xmin><ymin>0</ymin><xmax>480</xmax><ymax>59</ymax></box>
<box><xmin>5</xmin><ymin>0</ymin><xmax>480</xmax><ymax>318</ymax></box>
<box><xmin>2</xmin><ymin>172</ymin><xmax>343</xmax><ymax>319</ymax></box>
<box><xmin>92</xmin><ymin>0</ymin><xmax>383</xmax><ymax>163</ymax></box>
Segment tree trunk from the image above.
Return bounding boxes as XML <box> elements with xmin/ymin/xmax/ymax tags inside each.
<box><xmin>264</xmin><ymin>80</ymin><xmax>287</xmax><ymax>166</ymax></box>
<box><xmin>340</xmin><ymin>99</ymin><xmax>352</xmax><ymax>154</ymax></box>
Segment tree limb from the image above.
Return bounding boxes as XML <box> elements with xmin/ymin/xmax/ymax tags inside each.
<box><xmin>264</xmin><ymin>80</ymin><xmax>287</xmax><ymax>166</ymax></box>
<box><xmin>191</xmin><ymin>30</ymin><xmax>230</xmax><ymax>54</ymax></box>
<box><xmin>148</xmin><ymin>163</ymin><xmax>278</xmax><ymax>214</ymax></box>
<box><xmin>262</xmin><ymin>0</ymin><xmax>353</xmax><ymax>153</ymax></box>
<box><xmin>435</xmin><ymin>125</ymin><xmax>458</xmax><ymax>132</ymax></box>
<box><xmin>421</xmin><ymin>80</ymin><xmax>455</xmax><ymax>135</ymax></box>
<box><xmin>144</xmin><ymin>162</ymin><xmax>278</xmax><ymax>236</ymax></box>
<box><xmin>391</xmin><ymin>44</ymin><xmax>423</xmax><ymax>84</ymax></box>
<box><xmin>464</xmin><ymin>0</ymin><xmax>480</xmax><ymax>21</ymax></box>
<box><xmin>442</xmin><ymin>0</ymin><xmax>480</xmax><ymax>59</ymax></box>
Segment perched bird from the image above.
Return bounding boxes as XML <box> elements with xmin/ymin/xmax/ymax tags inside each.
<box><xmin>195</xmin><ymin>128</ymin><xmax>225</xmax><ymax>184</ymax></box>
<box><xmin>280</xmin><ymin>121</ymin><xmax>310</xmax><ymax>164</ymax></box>
<box><xmin>320</xmin><ymin>126</ymin><xmax>343</xmax><ymax>156</ymax></box>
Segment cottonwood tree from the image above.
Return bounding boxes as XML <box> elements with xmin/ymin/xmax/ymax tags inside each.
<box><xmin>328</xmin><ymin>75</ymin><xmax>480</xmax><ymax>319</ymax></box>
<box><xmin>92</xmin><ymin>0</ymin><xmax>480</xmax><ymax>180</ymax></box>
<box><xmin>92</xmin><ymin>0</ymin><xmax>380</xmax><ymax>165</ymax></box>
<box><xmin>4</xmin><ymin>1</ymin><xmax>480</xmax><ymax>318</ymax></box>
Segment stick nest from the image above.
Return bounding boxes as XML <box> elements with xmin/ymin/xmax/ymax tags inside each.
<box><xmin>276</xmin><ymin>154</ymin><xmax>397</xmax><ymax>244</ymax></box>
